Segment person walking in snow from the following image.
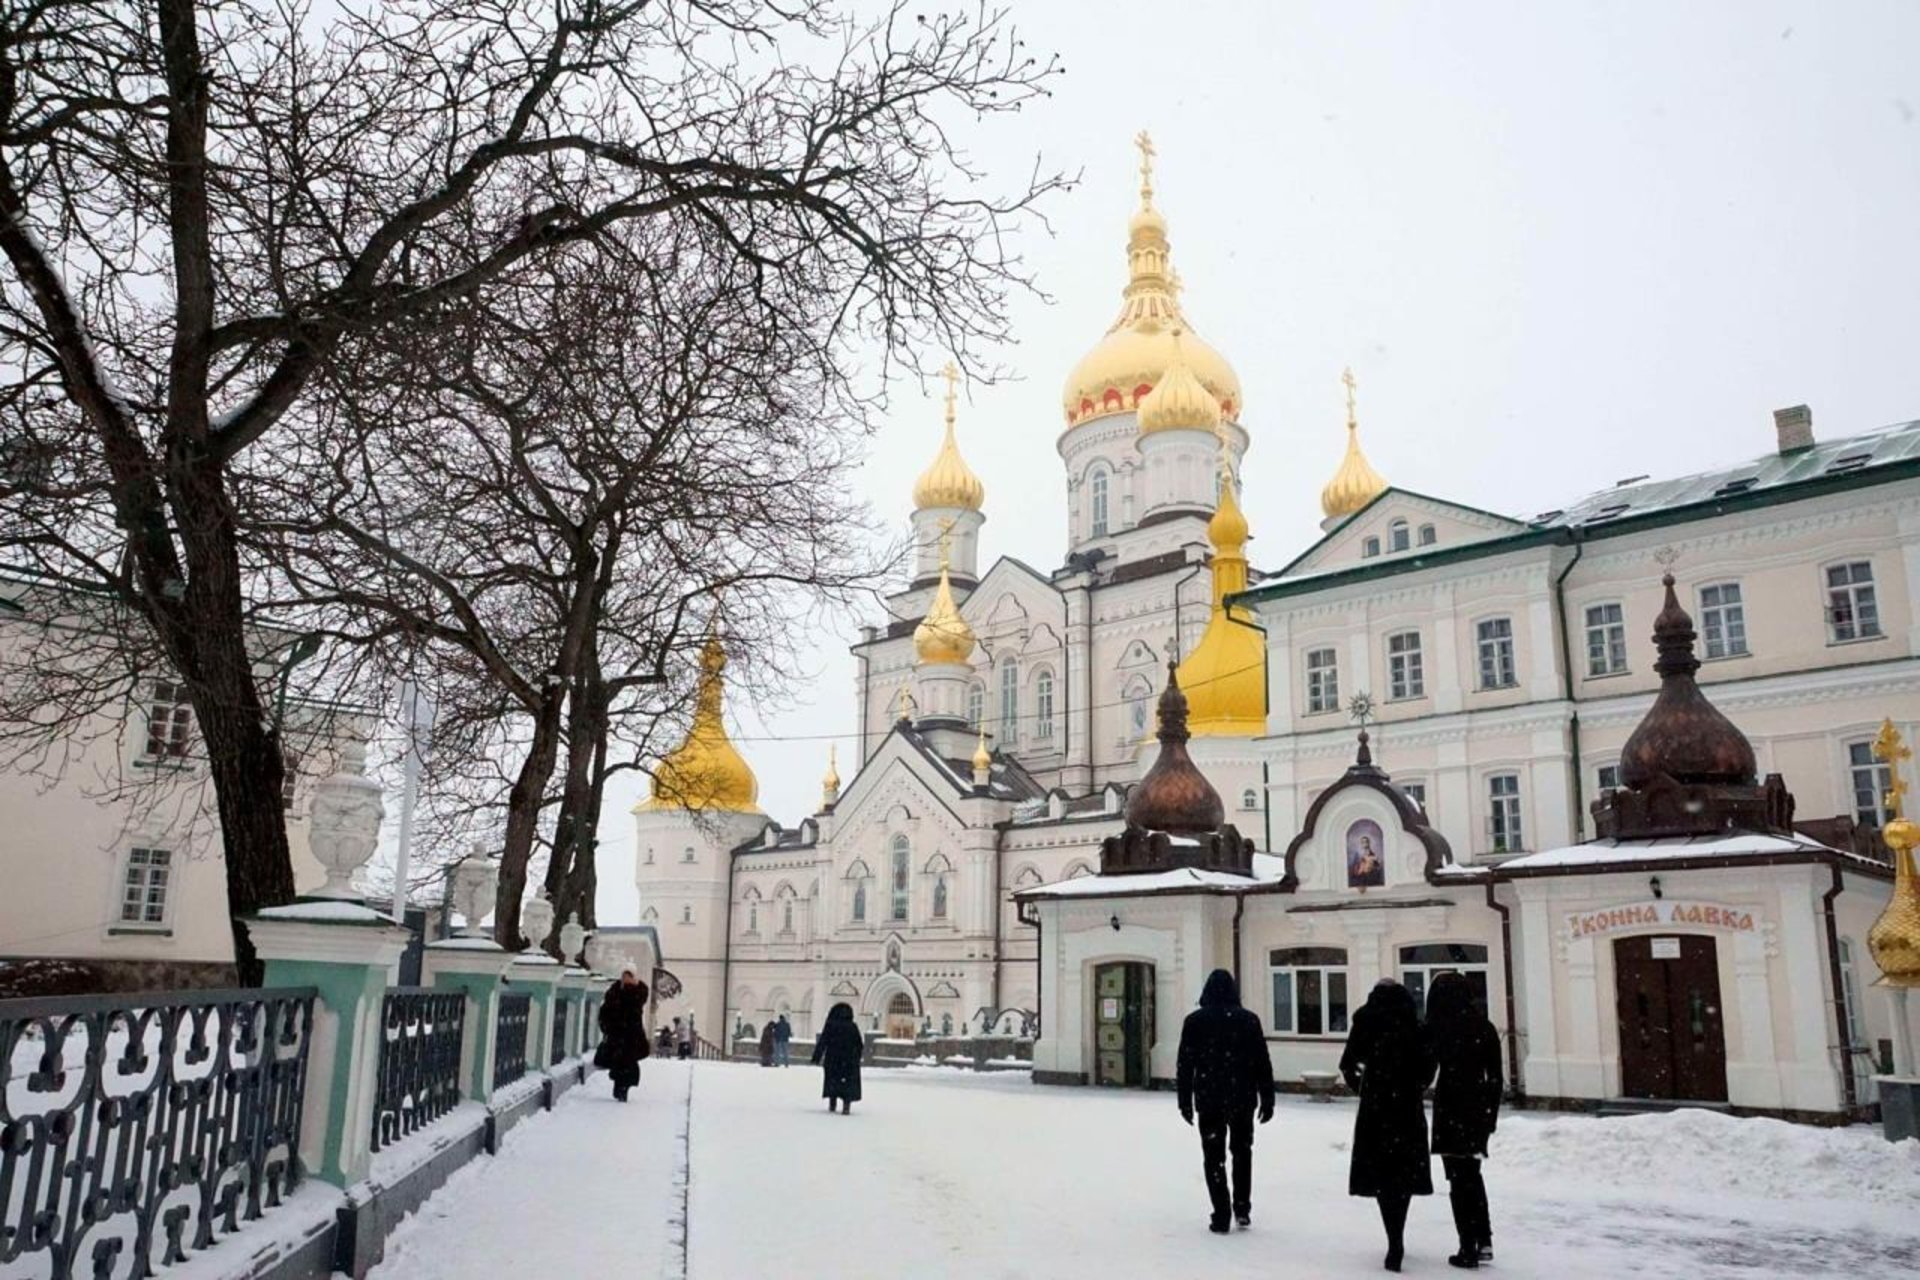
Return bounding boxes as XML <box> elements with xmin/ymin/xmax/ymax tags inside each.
<box><xmin>773</xmin><ymin>1014</ymin><xmax>793</xmax><ymax>1067</ymax></box>
<box><xmin>674</xmin><ymin>1017</ymin><xmax>693</xmax><ymax>1060</ymax></box>
<box><xmin>1424</xmin><ymin>973</ymin><xmax>1503</xmax><ymax>1269</ymax></box>
<box><xmin>595</xmin><ymin>965</ymin><xmax>650</xmax><ymax>1102</ymax></box>
<box><xmin>812</xmin><ymin>1001</ymin><xmax>865</xmax><ymax>1114</ymax></box>
<box><xmin>1340</xmin><ymin>979</ymin><xmax>1437</xmax><ymax>1272</ymax></box>
<box><xmin>1176</xmin><ymin>969</ymin><xmax>1276</xmax><ymax>1234</ymax></box>
<box><xmin>758</xmin><ymin>1020</ymin><xmax>777</xmax><ymax>1067</ymax></box>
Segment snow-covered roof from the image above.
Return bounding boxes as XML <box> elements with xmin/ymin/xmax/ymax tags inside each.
<box><xmin>1017</xmin><ymin>852</ymin><xmax>1288</xmax><ymax>900</ymax></box>
<box><xmin>1496</xmin><ymin>830</ymin><xmax>1835</xmax><ymax>872</ymax></box>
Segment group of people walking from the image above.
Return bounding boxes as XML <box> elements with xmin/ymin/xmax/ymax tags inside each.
<box><xmin>1178</xmin><ymin>968</ymin><xmax>1503</xmax><ymax>1271</ymax></box>
<box><xmin>756</xmin><ymin>1014</ymin><xmax>794</xmax><ymax>1067</ymax></box>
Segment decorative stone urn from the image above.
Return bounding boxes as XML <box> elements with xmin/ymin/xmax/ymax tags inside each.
<box><xmin>582</xmin><ymin>933</ymin><xmax>612</xmax><ymax>976</ymax></box>
<box><xmin>451</xmin><ymin>847</ymin><xmax>500</xmax><ymax>939</ymax></box>
<box><xmin>307</xmin><ymin>740</ymin><xmax>386</xmax><ymax>900</ymax></box>
<box><xmin>520</xmin><ymin>892</ymin><xmax>555</xmax><ymax>953</ymax></box>
<box><xmin>558</xmin><ymin>913</ymin><xmax>588</xmax><ymax>967</ymax></box>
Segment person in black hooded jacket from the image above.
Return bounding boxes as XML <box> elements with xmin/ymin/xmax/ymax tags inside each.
<box><xmin>1424</xmin><ymin>972</ymin><xmax>1502</xmax><ymax>1269</ymax></box>
<box><xmin>596</xmin><ymin>966</ymin><xmax>650</xmax><ymax>1102</ymax></box>
<box><xmin>1341</xmin><ymin>978</ymin><xmax>1436</xmax><ymax>1272</ymax></box>
<box><xmin>811</xmin><ymin>1001</ymin><xmax>865</xmax><ymax>1114</ymax></box>
<box><xmin>1176</xmin><ymin>969</ymin><xmax>1276</xmax><ymax>1233</ymax></box>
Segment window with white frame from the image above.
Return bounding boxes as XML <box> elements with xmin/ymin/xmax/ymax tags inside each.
<box><xmin>1848</xmin><ymin>741</ymin><xmax>1892</xmax><ymax>828</ymax></box>
<box><xmin>1585</xmin><ymin>603</ymin><xmax>1627</xmax><ymax>676</ymax></box>
<box><xmin>1306</xmin><ymin>648</ymin><xmax>1339</xmax><ymax>714</ymax></box>
<box><xmin>680</xmin><ymin>905</ymin><xmax>693</xmax><ymax>924</ymax></box>
<box><xmin>890</xmin><ymin>835</ymin><xmax>911</xmax><ymax>921</ymax></box>
<box><xmin>119</xmin><ymin>847</ymin><xmax>172</xmax><ymax>925</ymax></box>
<box><xmin>143</xmin><ymin>680</ymin><xmax>192</xmax><ymax>760</ymax></box>
<box><xmin>1487</xmin><ymin>774</ymin><xmax>1523</xmax><ymax>852</ymax></box>
<box><xmin>1826</xmin><ymin>562</ymin><xmax>1881</xmax><ymax>642</ymax></box>
<box><xmin>932</xmin><ymin>875</ymin><xmax>948</xmax><ymax>919</ymax></box>
<box><xmin>682</xmin><ymin>846</ymin><xmax>697</xmax><ymax>864</ymax></box>
<box><xmin>1090</xmin><ymin>468</ymin><xmax>1110</xmax><ymax>537</ymax></box>
<box><xmin>1034</xmin><ymin>669</ymin><xmax>1055</xmax><ymax>741</ymax></box>
<box><xmin>1399</xmin><ymin>943</ymin><xmax>1490</xmax><ymax>1018</ymax></box>
<box><xmin>1387</xmin><ymin>630</ymin><xmax>1424</xmax><ymax>700</ymax></box>
<box><xmin>1269</xmin><ymin>947</ymin><xmax>1349</xmax><ymax>1036</ymax></box>
<box><xmin>1125</xmin><ymin>676</ymin><xmax>1152</xmax><ymax>739</ymax></box>
<box><xmin>746</xmin><ymin>899</ymin><xmax>759</xmax><ymax>934</ymax></box>
<box><xmin>999</xmin><ymin>662</ymin><xmax>1019</xmax><ymax>738</ymax></box>
<box><xmin>1698</xmin><ymin>582</ymin><xmax>1748</xmax><ymax>658</ymax></box>
<box><xmin>1400</xmin><ymin>781</ymin><xmax>1427</xmax><ymax>811</ymax></box>
<box><xmin>1838</xmin><ymin>937</ymin><xmax>1866</xmax><ymax>1052</ymax></box>
<box><xmin>1417</xmin><ymin>524</ymin><xmax>1437</xmax><ymax>547</ymax></box>
<box><xmin>965</xmin><ymin>682</ymin><xmax>985</xmax><ymax>728</ymax></box>
<box><xmin>1596</xmin><ymin>763</ymin><xmax>1621</xmax><ymax>793</ymax></box>
<box><xmin>1362</xmin><ymin>536</ymin><xmax>1380</xmax><ymax>559</ymax></box>
<box><xmin>1240</xmin><ymin>787</ymin><xmax>1259</xmax><ymax>810</ymax></box>
<box><xmin>1476</xmin><ymin>617</ymin><xmax>1516</xmax><ymax>689</ymax></box>
<box><xmin>782</xmin><ymin>898</ymin><xmax>794</xmax><ymax>934</ymax></box>
<box><xmin>1389</xmin><ymin>519</ymin><xmax>1410</xmax><ymax>553</ymax></box>
<box><xmin>852</xmin><ymin>883</ymin><xmax>867</xmax><ymax>923</ymax></box>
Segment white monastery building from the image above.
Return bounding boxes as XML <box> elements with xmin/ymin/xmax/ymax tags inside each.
<box><xmin>632</xmin><ymin>141</ymin><xmax>1920</xmax><ymax>1119</ymax></box>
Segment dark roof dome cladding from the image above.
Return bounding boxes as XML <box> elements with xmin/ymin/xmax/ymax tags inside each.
<box><xmin>1100</xmin><ymin>663</ymin><xmax>1254</xmax><ymax>876</ymax></box>
<box><xmin>1617</xmin><ymin>575</ymin><xmax>1758</xmax><ymax>790</ymax></box>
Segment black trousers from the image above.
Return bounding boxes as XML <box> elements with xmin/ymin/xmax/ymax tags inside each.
<box><xmin>1197</xmin><ymin>1106</ymin><xmax>1256</xmax><ymax>1221</ymax></box>
<box><xmin>1442</xmin><ymin>1156</ymin><xmax>1490</xmax><ymax>1248</ymax></box>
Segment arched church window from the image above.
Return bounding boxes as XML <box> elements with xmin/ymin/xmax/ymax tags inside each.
<box><xmin>782</xmin><ymin>900</ymin><xmax>794</xmax><ymax>934</ymax></box>
<box><xmin>681</xmin><ymin>904</ymin><xmax>693</xmax><ymax>924</ymax></box>
<box><xmin>1126</xmin><ymin>677</ymin><xmax>1151</xmax><ymax>738</ymax></box>
<box><xmin>1035</xmin><ymin>669</ymin><xmax>1055</xmax><ymax>740</ymax></box>
<box><xmin>747</xmin><ymin>902</ymin><xmax>758</xmax><ymax>933</ymax></box>
<box><xmin>1389</xmin><ymin>518</ymin><xmax>1410</xmax><ymax>552</ymax></box>
<box><xmin>966</xmin><ymin>682</ymin><xmax>985</xmax><ymax>728</ymax></box>
<box><xmin>1241</xmin><ymin>787</ymin><xmax>1259</xmax><ymax>810</ymax></box>
<box><xmin>933</xmin><ymin>875</ymin><xmax>949</xmax><ymax>919</ymax></box>
<box><xmin>1090</xmin><ymin>467</ymin><xmax>1110</xmax><ymax>537</ymax></box>
<box><xmin>1000</xmin><ymin>662</ymin><xmax>1019</xmax><ymax>740</ymax></box>
<box><xmin>852</xmin><ymin>883</ymin><xmax>867</xmax><ymax>923</ymax></box>
<box><xmin>890</xmin><ymin>834</ymin><xmax>911</xmax><ymax>921</ymax></box>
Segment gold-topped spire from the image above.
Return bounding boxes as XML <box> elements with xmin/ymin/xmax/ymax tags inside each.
<box><xmin>1320</xmin><ymin>366</ymin><xmax>1389</xmax><ymax>521</ymax></box>
<box><xmin>1175</xmin><ymin>425</ymin><xmax>1264</xmax><ymax>736</ymax></box>
<box><xmin>638</xmin><ymin>630</ymin><xmax>760</xmax><ymax>813</ymax></box>
<box><xmin>972</xmin><ymin>727</ymin><xmax>992</xmax><ymax>774</ymax></box>
<box><xmin>911</xmin><ymin>360</ymin><xmax>985</xmax><ymax>512</ymax></box>
<box><xmin>1867</xmin><ymin>719</ymin><xmax>1920</xmax><ymax>987</ymax></box>
<box><xmin>913</xmin><ymin>522</ymin><xmax>976</xmax><ymax>665</ymax></box>
<box><xmin>1062</xmin><ymin>137</ymin><xmax>1241</xmax><ymax>431</ymax></box>
<box><xmin>821</xmin><ymin>743</ymin><xmax>841</xmax><ymax>809</ymax></box>
<box><xmin>1138</xmin><ymin>330</ymin><xmax>1223</xmax><ymax>435</ymax></box>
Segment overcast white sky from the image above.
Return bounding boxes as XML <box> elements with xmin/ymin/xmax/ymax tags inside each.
<box><xmin>593</xmin><ymin>0</ymin><xmax>1920</xmax><ymax>922</ymax></box>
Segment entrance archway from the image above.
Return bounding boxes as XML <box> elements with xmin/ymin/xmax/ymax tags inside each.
<box><xmin>885</xmin><ymin>991</ymin><xmax>918</xmax><ymax>1041</ymax></box>
<box><xmin>1613</xmin><ymin>935</ymin><xmax>1728</xmax><ymax>1103</ymax></box>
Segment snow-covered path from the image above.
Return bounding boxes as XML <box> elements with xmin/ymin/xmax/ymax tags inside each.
<box><xmin>373</xmin><ymin>1060</ymin><xmax>1920</xmax><ymax>1279</ymax></box>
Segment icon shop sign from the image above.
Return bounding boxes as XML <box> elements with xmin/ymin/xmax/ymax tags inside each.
<box><xmin>1565</xmin><ymin>900</ymin><xmax>1760</xmax><ymax>943</ymax></box>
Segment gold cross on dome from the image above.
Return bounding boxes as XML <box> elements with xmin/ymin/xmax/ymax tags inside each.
<box><xmin>1134</xmin><ymin>130</ymin><xmax>1156</xmax><ymax>201</ymax></box>
<box><xmin>1873</xmin><ymin>718</ymin><xmax>1911</xmax><ymax>820</ymax></box>
<box><xmin>1342</xmin><ymin>367</ymin><xmax>1358</xmax><ymax>427</ymax></box>
<box><xmin>941</xmin><ymin>360</ymin><xmax>959</xmax><ymax>428</ymax></box>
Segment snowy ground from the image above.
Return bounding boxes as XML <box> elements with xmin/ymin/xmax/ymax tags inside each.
<box><xmin>369</xmin><ymin>1061</ymin><xmax>1920</xmax><ymax>1279</ymax></box>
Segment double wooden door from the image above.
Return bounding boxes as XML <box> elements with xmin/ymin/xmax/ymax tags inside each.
<box><xmin>1094</xmin><ymin>962</ymin><xmax>1154</xmax><ymax>1087</ymax></box>
<box><xmin>1613</xmin><ymin>935</ymin><xmax>1728</xmax><ymax>1103</ymax></box>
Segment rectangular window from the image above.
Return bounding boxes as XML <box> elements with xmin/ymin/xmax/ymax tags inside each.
<box><xmin>1361</xmin><ymin>537</ymin><xmax>1380</xmax><ymax>559</ymax></box>
<box><xmin>999</xmin><ymin>664</ymin><xmax>1019</xmax><ymax>739</ymax></box>
<box><xmin>1386</xmin><ymin>631</ymin><xmax>1424</xmax><ymax>700</ymax></box>
<box><xmin>1476</xmin><ymin>617</ymin><xmax>1516</xmax><ymax>689</ymax></box>
<box><xmin>281</xmin><ymin>749</ymin><xmax>301</xmax><ymax>810</ymax></box>
<box><xmin>144</xmin><ymin>680</ymin><xmax>192</xmax><ymax>759</ymax></box>
<box><xmin>1399</xmin><ymin>943</ymin><xmax>1491</xmax><ymax>1018</ymax></box>
<box><xmin>1487</xmin><ymin>774</ymin><xmax>1523</xmax><ymax>853</ymax></box>
<box><xmin>1827</xmin><ymin>562</ymin><xmax>1881</xmax><ymax>643</ymax></box>
<box><xmin>1596</xmin><ymin>764</ymin><xmax>1620</xmax><ymax>793</ymax></box>
<box><xmin>891</xmin><ymin>844</ymin><xmax>911</xmax><ymax>922</ymax></box>
<box><xmin>1400</xmin><ymin>781</ymin><xmax>1427</xmax><ymax>811</ymax></box>
<box><xmin>1849</xmin><ymin>741</ymin><xmax>1892</xmax><ymax>828</ymax></box>
<box><xmin>1305</xmin><ymin>648</ymin><xmax>1339</xmax><ymax>714</ymax></box>
<box><xmin>1268</xmin><ymin>947</ymin><xmax>1350</xmax><ymax>1037</ymax></box>
<box><xmin>1698</xmin><ymin>583</ymin><xmax>1748</xmax><ymax>659</ymax></box>
<box><xmin>1584</xmin><ymin>603</ymin><xmax>1627</xmax><ymax>676</ymax></box>
<box><xmin>120</xmin><ymin>847</ymin><xmax>172</xmax><ymax>925</ymax></box>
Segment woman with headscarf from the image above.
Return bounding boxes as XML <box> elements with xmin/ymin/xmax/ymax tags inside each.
<box><xmin>758</xmin><ymin>1019</ymin><xmax>777</xmax><ymax>1068</ymax></box>
<box><xmin>595</xmin><ymin>964</ymin><xmax>650</xmax><ymax>1102</ymax></box>
<box><xmin>811</xmin><ymin>1001</ymin><xmax>865</xmax><ymax>1114</ymax></box>
<box><xmin>1424</xmin><ymin>972</ymin><xmax>1503</xmax><ymax>1269</ymax></box>
<box><xmin>1340</xmin><ymin>979</ymin><xmax>1436</xmax><ymax>1272</ymax></box>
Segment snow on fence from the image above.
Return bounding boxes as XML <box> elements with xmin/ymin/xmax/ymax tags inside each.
<box><xmin>0</xmin><ymin>987</ymin><xmax>316</xmax><ymax>1280</ymax></box>
<box><xmin>371</xmin><ymin>988</ymin><xmax>466</xmax><ymax>1154</ymax></box>
<box><xmin>491</xmin><ymin>994</ymin><xmax>532</xmax><ymax>1093</ymax></box>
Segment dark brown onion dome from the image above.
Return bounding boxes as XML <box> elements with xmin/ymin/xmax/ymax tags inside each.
<box><xmin>1617</xmin><ymin>575</ymin><xmax>1758</xmax><ymax>790</ymax></box>
<box><xmin>1124</xmin><ymin>663</ymin><xmax>1226</xmax><ymax>835</ymax></box>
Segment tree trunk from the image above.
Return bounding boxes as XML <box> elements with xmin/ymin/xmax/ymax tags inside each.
<box><xmin>494</xmin><ymin>690</ymin><xmax>565</xmax><ymax>948</ymax></box>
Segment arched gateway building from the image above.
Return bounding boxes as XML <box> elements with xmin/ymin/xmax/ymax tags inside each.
<box><xmin>634</xmin><ymin>141</ymin><xmax>1919</xmax><ymax>1120</ymax></box>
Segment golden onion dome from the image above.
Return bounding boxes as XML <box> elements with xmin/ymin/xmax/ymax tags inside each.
<box><xmin>1138</xmin><ymin>330</ymin><xmax>1223</xmax><ymax>436</ymax></box>
<box><xmin>638</xmin><ymin>635</ymin><xmax>760</xmax><ymax>813</ymax></box>
<box><xmin>1866</xmin><ymin>720</ymin><xmax>1920</xmax><ymax>986</ymax></box>
<box><xmin>1061</xmin><ymin>134</ymin><xmax>1241</xmax><ymax>432</ymax></box>
<box><xmin>913</xmin><ymin>549</ymin><xmax>976</xmax><ymax>666</ymax></box>
<box><xmin>912</xmin><ymin>363</ymin><xmax>985</xmax><ymax>512</ymax></box>
<box><xmin>1175</xmin><ymin>459</ymin><xmax>1265</xmax><ymax>737</ymax></box>
<box><xmin>971</xmin><ymin>728</ymin><xmax>992</xmax><ymax>774</ymax></box>
<box><xmin>821</xmin><ymin>744</ymin><xmax>841</xmax><ymax>807</ymax></box>
<box><xmin>1320</xmin><ymin>367</ymin><xmax>1388</xmax><ymax>520</ymax></box>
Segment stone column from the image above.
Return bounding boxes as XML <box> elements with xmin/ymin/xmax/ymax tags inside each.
<box><xmin>559</xmin><ymin>968</ymin><xmax>595</xmax><ymax>1059</ymax></box>
<box><xmin>512</xmin><ymin>951</ymin><xmax>565</xmax><ymax>1074</ymax></box>
<box><xmin>422</xmin><ymin>940</ymin><xmax>518</xmax><ymax>1102</ymax></box>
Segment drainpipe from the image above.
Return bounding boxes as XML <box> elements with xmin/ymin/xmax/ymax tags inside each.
<box><xmin>1551</xmin><ymin>532</ymin><xmax>1587</xmax><ymax>839</ymax></box>
<box><xmin>721</xmin><ymin>838</ymin><xmax>738</xmax><ymax>1041</ymax></box>
<box><xmin>1171</xmin><ymin>559</ymin><xmax>1207</xmax><ymax>659</ymax></box>
<box><xmin>1018</xmin><ymin>899</ymin><xmax>1043</xmax><ymax>1041</ymax></box>
<box><xmin>856</xmin><ymin>643</ymin><xmax>871</xmax><ymax>763</ymax></box>
<box><xmin>1231</xmin><ymin>893</ymin><xmax>1247</xmax><ymax>991</ymax></box>
<box><xmin>1485</xmin><ymin>878</ymin><xmax>1524</xmax><ymax>1101</ymax></box>
<box><xmin>1820</xmin><ymin>862</ymin><xmax>1859</xmax><ymax>1114</ymax></box>
<box><xmin>990</xmin><ymin>821</ymin><xmax>1009</xmax><ymax>1020</ymax></box>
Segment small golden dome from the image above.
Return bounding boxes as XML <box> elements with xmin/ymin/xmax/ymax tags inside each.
<box><xmin>1866</xmin><ymin>720</ymin><xmax>1920</xmax><ymax>986</ymax></box>
<box><xmin>971</xmin><ymin>728</ymin><xmax>992</xmax><ymax>774</ymax></box>
<box><xmin>639</xmin><ymin>635</ymin><xmax>760</xmax><ymax>813</ymax></box>
<box><xmin>913</xmin><ymin>552</ymin><xmax>976</xmax><ymax>666</ymax></box>
<box><xmin>912</xmin><ymin>362</ymin><xmax>985</xmax><ymax>512</ymax></box>
<box><xmin>1207</xmin><ymin>469</ymin><xmax>1250</xmax><ymax>550</ymax></box>
<box><xmin>1061</xmin><ymin>136</ymin><xmax>1241</xmax><ymax>431</ymax></box>
<box><xmin>822</xmin><ymin>743</ymin><xmax>841</xmax><ymax>792</ymax></box>
<box><xmin>1320</xmin><ymin>367</ymin><xmax>1388</xmax><ymax>520</ymax></box>
<box><xmin>1176</xmin><ymin>464</ymin><xmax>1265</xmax><ymax>737</ymax></box>
<box><xmin>1138</xmin><ymin>331</ymin><xmax>1223</xmax><ymax>436</ymax></box>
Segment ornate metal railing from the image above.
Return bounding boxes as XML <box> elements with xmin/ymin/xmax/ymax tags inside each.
<box><xmin>371</xmin><ymin>987</ymin><xmax>465</xmax><ymax>1153</ymax></box>
<box><xmin>0</xmin><ymin>987</ymin><xmax>315</xmax><ymax>1280</ymax></box>
<box><xmin>548</xmin><ymin>1000</ymin><xmax>569</xmax><ymax>1067</ymax></box>
<box><xmin>492</xmin><ymin>993</ymin><xmax>531</xmax><ymax>1093</ymax></box>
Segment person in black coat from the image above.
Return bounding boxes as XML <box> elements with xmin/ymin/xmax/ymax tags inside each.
<box><xmin>1176</xmin><ymin>969</ymin><xmax>1276</xmax><ymax>1234</ymax></box>
<box><xmin>596</xmin><ymin>966</ymin><xmax>650</xmax><ymax>1102</ymax></box>
<box><xmin>1340</xmin><ymin>979</ymin><xmax>1436</xmax><ymax>1272</ymax></box>
<box><xmin>1424</xmin><ymin>972</ymin><xmax>1502</xmax><ymax>1269</ymax></box>
<box><xmin>811</xmin><ymin>1001</ymin><xmax>865</xmax><ymax>1114</ymax></box>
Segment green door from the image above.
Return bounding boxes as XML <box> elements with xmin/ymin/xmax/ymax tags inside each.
<box><xmin>1094</xmin><ymin>962</ymin><xmax>1155</xmax><ymax>1086</ymax></box>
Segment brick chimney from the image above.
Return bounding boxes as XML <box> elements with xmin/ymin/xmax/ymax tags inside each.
<box><xmin>1774</xmin><ymin>404</ymin><xmax>1814</xmax><ymax>454</ymax></box>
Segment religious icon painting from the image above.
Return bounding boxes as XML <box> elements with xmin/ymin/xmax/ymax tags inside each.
<box><xmin>1345</xmin><ymin>818</ymin><xmax>1387</xmax><ymax>889</ymax></box>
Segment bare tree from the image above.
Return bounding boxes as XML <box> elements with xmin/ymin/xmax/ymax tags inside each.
<box><xmin>0</xmin><ymin>0</ymin><xmax>1061</xmax><ymax>974</ymax></box>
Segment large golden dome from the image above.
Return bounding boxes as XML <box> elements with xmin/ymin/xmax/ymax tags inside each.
<box><xmin>638</xmin><ymin>635</ymin><xmax>761</xmax><ymax>813</ymax></box>
<box><xmin>912</xmin><ymin>363</ymin><xmax>985</xmax><ymax>511</ymax></box>
<box><xmin>1320</xmin><ymin>367</ymin><xmax>1388</xmax><ymax>520</ymax></box>
<box><xmin>1061</xmin><ymin>136</ymin><xmax>1242</xmax><ymax>431</ymax></box>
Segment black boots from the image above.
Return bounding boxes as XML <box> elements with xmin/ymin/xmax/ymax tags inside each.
<box><xmin>1378</xmin><ymin>1194</ymin><xmax>1410</xmax><ymax>1272</ymax></box>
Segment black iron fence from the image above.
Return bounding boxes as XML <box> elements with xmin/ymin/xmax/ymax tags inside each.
<box><xmin>492</xmin><ymin>992</ymin><xmax>531</xmax><ymax>1092</ymax></box>
<box><xmin>371</xmin><ymin>987</ymin><xmax>466</xmax><ymax>1153</ymax></box>
<box><xmin>0</xmin><ymin>987</ymin><xmax>316</xmax><ymax>1280</ymax></box>
<box><xmin>549</xmin><ymin>1000</ymin><xmax>569</xmax><ymax>1067</ymax></box>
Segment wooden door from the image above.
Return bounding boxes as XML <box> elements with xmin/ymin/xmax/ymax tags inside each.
<box><xmin>1613</xmin><ymin>935</ymin><xmax>1728</xmax><ymax>1103</ymax></box>
<box><xmin>1093</xmin><ymin>963</ymin><xmax>1154</xmax><ymax>1086</ymax></box>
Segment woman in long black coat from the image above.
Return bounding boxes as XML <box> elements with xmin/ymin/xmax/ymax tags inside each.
<box><xmin>1425</xmin><ymin>972</ymin><xmax>1503</xmax><ymax>1269</ymax></box>
<box><xmin>1340</xmin><ymin>979</ymin><xmax>1436</xmax><ymax>1272</ymax></box>
<box><xmin>811</xmin><ymin>1001</ymin><xmax>865</xmax><ymax>1114</ymax></box>
<box><xmin>596</xmin><ymin>966</ymin><xmax>650</xmax><ymax>1102</ymax></box>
